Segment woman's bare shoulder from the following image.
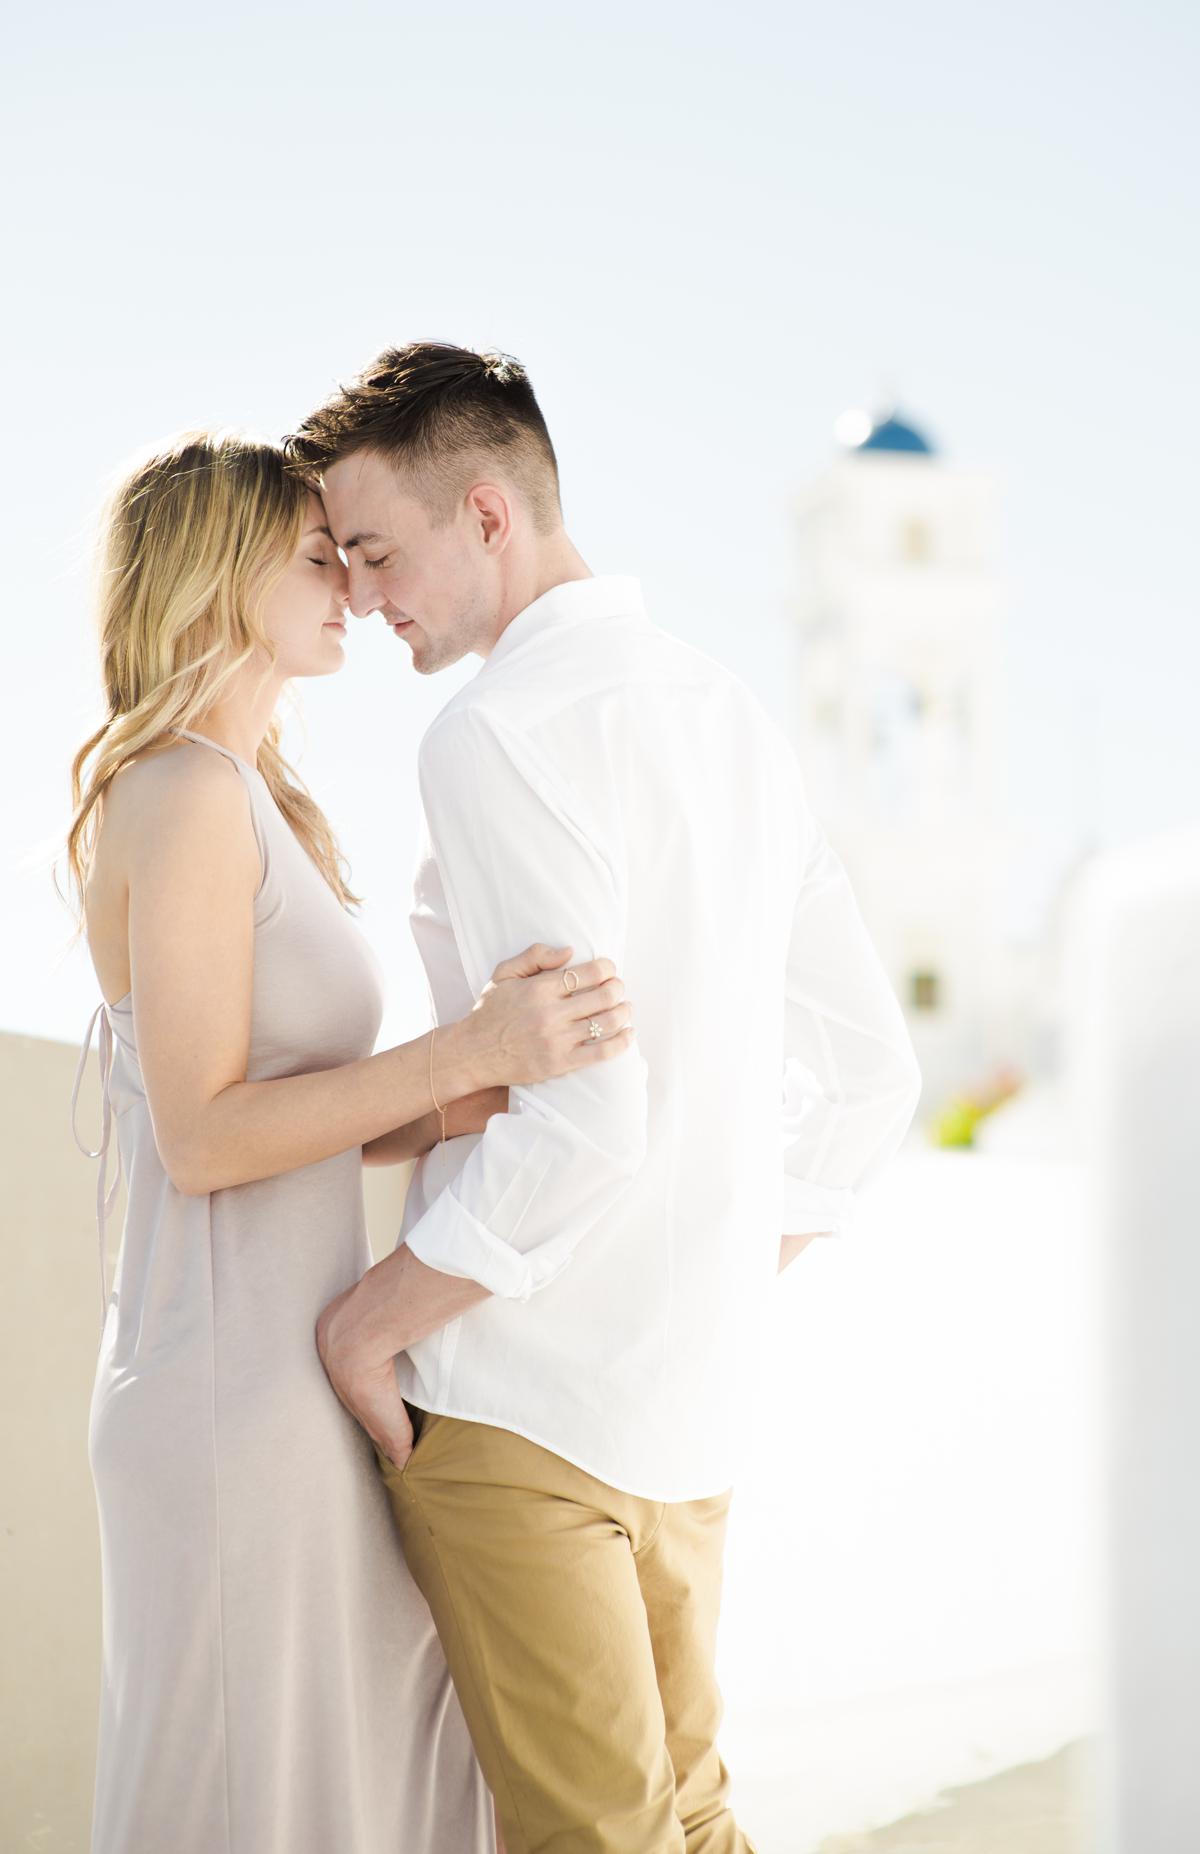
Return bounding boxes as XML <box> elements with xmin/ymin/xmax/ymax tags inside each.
<box><xmin>85</xmin><ymin>739</ymin><xmax>257</xmax><ymax>994</ymax></box>
<box><xmin>97</xmin><ymin>738</ymin><xmax>251</xmax><ymax>869</ymax></box>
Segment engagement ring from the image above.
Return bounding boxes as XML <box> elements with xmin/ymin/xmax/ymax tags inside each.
<box><xmin>588</xmin><ymin>1018</ymin><xmax>603</xmax><ymax>1040</ymax></box>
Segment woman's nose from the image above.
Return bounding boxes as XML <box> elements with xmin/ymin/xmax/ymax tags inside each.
<box><xmin>330</xmin><ymin>560</ymin><xmax>356</xmax><ymax>615</ymax></box>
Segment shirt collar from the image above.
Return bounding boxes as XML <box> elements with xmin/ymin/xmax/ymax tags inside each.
<box><xmin>480</xmin><ymin>575</ymin><xmax>646</xmax><ymax>675</ymax></box>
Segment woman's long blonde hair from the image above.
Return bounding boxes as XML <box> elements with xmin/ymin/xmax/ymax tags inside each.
<box><xmin>65</xmin><ymin>429</ymin><xmax>359</xmax><ymax>921</ymax></box>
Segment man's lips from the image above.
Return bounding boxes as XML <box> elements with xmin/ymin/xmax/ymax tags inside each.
<box><xmin>389</xmin><ymin>618</ymin><xmax>414</xmax><ymax>633</ymax></box>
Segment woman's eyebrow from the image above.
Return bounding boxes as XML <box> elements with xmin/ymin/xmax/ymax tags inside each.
<box><xmin>302</xmin><ymin>522</ymin><xmax>336</xmax><ymax>540</ymax></box>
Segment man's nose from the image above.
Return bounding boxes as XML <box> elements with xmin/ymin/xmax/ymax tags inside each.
<box><xmin>346</xmin><ymin>568</ymin><xmax>380</xmax><ymax>620</ymax></box>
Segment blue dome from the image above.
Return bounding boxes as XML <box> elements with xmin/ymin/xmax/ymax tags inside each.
<box><xmin>857</xmin><ymin>412</ymin><xmax>934</xmax><ymax>455</ymax></box>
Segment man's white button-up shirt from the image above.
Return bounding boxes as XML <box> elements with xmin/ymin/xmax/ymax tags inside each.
<box><xmin>393</xmin><ymin>575</ymin><xmax>921</xmax><ymax>1501</ymax></box>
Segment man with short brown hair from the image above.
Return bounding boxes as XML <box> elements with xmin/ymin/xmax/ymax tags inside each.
<box><xmin>294</xmin><ymin>342</ymin><xmax>921</xmax><ymax>1854</ymax></box>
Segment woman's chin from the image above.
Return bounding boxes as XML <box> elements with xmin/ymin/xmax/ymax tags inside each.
<box><xmin>291</xmin><ymin>639</ymin><xmax>348</xmax><ymax>679</ymax></box>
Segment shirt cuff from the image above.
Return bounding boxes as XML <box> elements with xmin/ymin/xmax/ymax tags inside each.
<box><xmin>782</xmin><ymin>1177</ymin><xmax>856</xmax><ymax>1239</ymax></box>
<box><xmin>402</xmin><ymin>1187</ymin><xmax>577</xmax><ymax>1302</ymax></box>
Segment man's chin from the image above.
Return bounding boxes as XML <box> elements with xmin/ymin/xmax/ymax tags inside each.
<box><xmin>412</xmin><ymin>642</ymin><xmax>469</xmax><ymax>676</ymax></box>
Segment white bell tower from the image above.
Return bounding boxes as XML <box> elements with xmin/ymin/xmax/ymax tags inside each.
<box><xmin>793</xmin><ymin>408</ymin><xmax>1010</xmax><ymax>1112</ymax></box>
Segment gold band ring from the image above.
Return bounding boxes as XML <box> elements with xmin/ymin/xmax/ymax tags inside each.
<box><xmin>563</xmin><ymin>969</ymin><xmax>580</xmax><ymax>994</ymax></box>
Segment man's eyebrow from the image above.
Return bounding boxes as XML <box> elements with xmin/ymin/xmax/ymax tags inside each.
<box><xmin>339</xmin><ymin>530</ymin><xmax>387</xmax><ymax>552</ymax></box>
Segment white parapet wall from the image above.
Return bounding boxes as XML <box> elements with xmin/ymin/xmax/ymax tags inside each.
<box><xmin>1067</xmin><ymin>831</ymin><xmax>1200</xmax><ymax>1854</ymax></box>
<box><xmin>3</xmin><ymin>1035</ymin><xmax>1104</xmax><ymax>1852</ymax></box>
<box><xmin>718</xmin><ymin>1143</ymin><xmax>1101</xmax><ymax>1851</ymax></box>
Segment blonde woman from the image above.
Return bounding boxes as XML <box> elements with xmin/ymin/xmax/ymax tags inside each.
<box><xmin>66</xmin><ymin>431</ymin><xmax>634</xmax><ymax>1854</ymax></box>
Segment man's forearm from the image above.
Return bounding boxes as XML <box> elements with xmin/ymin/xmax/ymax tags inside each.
<box><xmin>778</xmin><ymin>1231</ymin><xmax>826</xmax><ymax>1272</ymax></box>
<box><xmin>333</xmin><ymin>1241</ymin><xmax>493</xmax><ymax>1367</ymax></box>
<box><xmin>363</xmin><ymin>1112</ymin><xmax>438</xmax><ymax>1167</ymax></box>
<box><xmin>364</xmin><ymin>1088</ymin><xmax>512</xmax><ymax>1169</ymax></box>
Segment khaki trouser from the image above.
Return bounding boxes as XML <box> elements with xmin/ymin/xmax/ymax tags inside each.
<box><xmin>379</xmin><ymin>1406</ymin><xmax>757</xmax><ymax>1854</ymax></box>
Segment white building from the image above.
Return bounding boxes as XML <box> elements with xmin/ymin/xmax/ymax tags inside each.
<box><xmin>793</xmin><ymin>408</ymin><xmax>1020</xmax><ymax>1115</ymax></box>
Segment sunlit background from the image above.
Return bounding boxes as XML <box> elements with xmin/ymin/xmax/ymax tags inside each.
<box><xmin>3</xmin><ymin>3</ymin><xmax>1197</xmax><ymax>1849</ymax></box>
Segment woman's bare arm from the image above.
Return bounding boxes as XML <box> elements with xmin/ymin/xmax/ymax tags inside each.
<box><xmin>109</xmin><ymin>750</ymin><xmax>627</xmax><ymax>1195</ymax></box>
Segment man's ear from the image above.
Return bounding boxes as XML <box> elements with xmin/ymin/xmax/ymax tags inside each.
<box><xmin>466</xmin><ymin>481</ymin><xmax>513</xmax><ymax>553</ymax></box>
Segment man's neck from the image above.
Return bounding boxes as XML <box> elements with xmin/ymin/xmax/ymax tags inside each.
<box><xmin>481</xmin><ymin>536</ymin><xmax>592</xmax><ymax>657</ymax></box>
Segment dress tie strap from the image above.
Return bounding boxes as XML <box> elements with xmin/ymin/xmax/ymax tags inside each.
<box><xmin>71</xmin><ymin>1001</ymin><xmax>121</xmax><ymax>1328</ymax></box>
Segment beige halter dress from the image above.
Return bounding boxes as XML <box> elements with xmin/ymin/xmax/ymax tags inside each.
<box><xmin>72</xmin><ymin>730</ymin><xmax>493</xmax><ymax>1854</ymax></box>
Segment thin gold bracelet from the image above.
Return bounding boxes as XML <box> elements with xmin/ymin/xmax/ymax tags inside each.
<box><xmin>428</xmin><ymin>1027</ymin><xmax>448</xmax><ymax>1144</ymax></box>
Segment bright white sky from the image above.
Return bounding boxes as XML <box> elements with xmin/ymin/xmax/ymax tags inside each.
<box><xmin>3</xmin><ymin>0</ymin><xmax>1197</xmax><ymax>1046</ymax></box>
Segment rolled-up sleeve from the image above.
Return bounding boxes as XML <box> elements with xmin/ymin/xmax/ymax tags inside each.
<box><xmin>401</xmin><ymin>704</ymin><xmax>649</xmax><ymax>1300</ymax></box>
<box><xmin>781</xmin><ymin>787</ymin><xmax>922</xmax><ymax>1237</ymax></box>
